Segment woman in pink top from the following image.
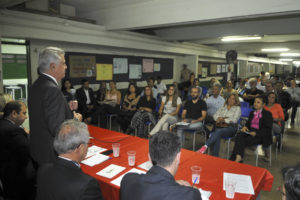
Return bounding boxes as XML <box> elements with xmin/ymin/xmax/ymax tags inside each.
<box><xmin>230</xmin><ymin>96</ymin><xmax>273</xmax><ymax>163</ymax></box>
<box><xmin>264</xmin><ymin>92</ymin><xmax>284</xmax><ymax>135</ymax></box>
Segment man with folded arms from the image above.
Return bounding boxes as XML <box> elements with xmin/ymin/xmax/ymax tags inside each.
<box><xmin>121</xmin><ymin>131</ymin><xmax>201</xmax><ymax>200</ymax></box>
<box><xmin>36</xmin><ymin>119</ymin><xmax>103</xmax><ymax>200</ymax></box>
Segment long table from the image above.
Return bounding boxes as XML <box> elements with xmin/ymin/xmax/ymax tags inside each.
<box><xmin>81</xmin><ymin>126</ymin><xmax>274</xmax><ymax>200</ymax></box>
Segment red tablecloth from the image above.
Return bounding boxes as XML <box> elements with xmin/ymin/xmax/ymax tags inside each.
<box><xmin>81</xmin><ymin>126</ymin><xmax>274</xmax><ymax>200</ymax></box>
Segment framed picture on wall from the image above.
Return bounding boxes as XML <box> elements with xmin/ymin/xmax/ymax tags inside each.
<box><xmin>202</xmin><ymin>67</ymin><xmax>207</xmax><ymax>78</ymax></box>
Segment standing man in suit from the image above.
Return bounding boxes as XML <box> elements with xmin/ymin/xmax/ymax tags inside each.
<box><xmin>36</xmin><ymin>119</ymin><xmax>103</xmax><ymax>200</ymax></box>
<box><xmin>76</xmin><ymin>79</ymin><xmax>95</xmax><ymax>120</ymax></box>
<box><xmin>121</xmin><ymin>131</ymin><xmax>201</xmax><ymax>200</ymax></box>
<box><xmin>28</xmin><ymin>47</ymin><xmax>82</xmax><ymax>167</ymax></box>
<box><xmin>0</xmin><ymin>101</ymin><xmax>35</xmax><ymax>200</ymax></box>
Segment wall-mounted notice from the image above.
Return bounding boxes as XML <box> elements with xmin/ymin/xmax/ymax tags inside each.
<box><xmin>143</xmin><ymin>59</ymin><xmax>154</xmax><ymax>73</ymax></box>
<box><xmin>210</xmin><ymin>64</ymin><xmax>217</xmax><ymax>75</ymax></box>
<box><xmin>69</xmin><ymin>55</ymin><xmax>96</xmax><ymax>78</ymax></box>
<box><xmin>113</xmin><ymin>58</ymin><xmax>128</xmax><ymax>74</ymax></box>
<box><xmin>154</xmin><ymin>63</ymin><xmax>161</xmax><ymax>72</ymax></box>
<box><xmin>217</xmin><ymin>65</ymin><xmax>221</xmax><ymax>73</ymax></box>
<box><xmin>96</xmin><ymin>64</ymin><xmax>113</xmax><ymax>80</ymax></box>
<box><xmin>129</xmin><ymin>64</ymin><xmax>142</xmax><ymax>79</ymax></box>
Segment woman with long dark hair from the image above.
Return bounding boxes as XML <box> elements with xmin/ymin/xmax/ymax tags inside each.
<box><xmin>149</xmin><ymin>85</ymin><xmax>181</xmax><ymax>136</ymax></box>
<box><xmin>117</xmin><ymin>83</ymin><xmax>140</xmax><ymax>132</ymax></box>
<box><xmin>129</xmin><ymin>86</ymin><xmax>156</xmax><ymax>137</ymax></box>
<box><xmin>61</xmin><ymin>78</ymin><xmax>75</xmax><ymax>102</ymax></box>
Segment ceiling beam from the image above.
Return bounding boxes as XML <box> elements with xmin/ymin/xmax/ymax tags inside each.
<box><xmin>80</xmin><ymin>0</ymin><xmax>300</xmax><ymax>30</ymax></box>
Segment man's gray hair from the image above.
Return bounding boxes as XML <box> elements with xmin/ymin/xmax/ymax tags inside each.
<box><xmin>249</xmin><ymin>77</ymin><xmax>257</xmax><ymax>84</ymax></box>
<box><xmin>38</xmin><ymin>47</ymin><xmax>65</xmax><ymax>74</ymax></box>
<box><xmin>213</xmin><ymin>82</ymin><xmax>222</xmax><ymax>90</ymax></box>
<box><xmin>54</xmin><ymin>119</ymin><xmax>90</xmax><ymax>155</ymax></box>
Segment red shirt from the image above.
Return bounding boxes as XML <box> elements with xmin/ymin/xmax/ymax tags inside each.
<box><xmin>264</xmin><ymin>104</ymin><xmax>285</xmax><ymax>126</ymax></box>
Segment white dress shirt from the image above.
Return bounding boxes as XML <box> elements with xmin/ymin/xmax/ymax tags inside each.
<box><xmin>84</xmin><ymin>89</ymin><xmax>91</xmax><ymax>104</ymax></box>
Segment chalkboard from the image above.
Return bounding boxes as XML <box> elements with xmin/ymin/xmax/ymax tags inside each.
<box><xmin>2</xmin><ymin>54</ymin><xmax>27</xmax><ymax>79</ymax></box>
<box><xmin>65</xmin><ymin>52</ymin><xmax>174</xmax><ymax>85</ymax></box>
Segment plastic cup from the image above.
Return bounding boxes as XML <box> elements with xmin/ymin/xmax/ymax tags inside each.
<box><xmin>191</xmin><ymin>165</ymin><xmax>202</xmax><ymax>184</ymax></box>
<box><xmin>112</xmin><ymin>143</ymin><xmax>120</xmax><ymax>157</ymax></box>
<box><xmin>225</xmin><ymin>180</ymin><xmax>237</xmax><ymax>199</ymax></box>
<box><xmin>127</xmin><ymin>151</ymin><xmax>136</xmax><ymax>166</ymax></box>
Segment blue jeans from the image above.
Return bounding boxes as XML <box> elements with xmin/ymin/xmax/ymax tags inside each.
<box><xmin>206</xmin><ymin>126</ymin><xmax>237</xmax><ymax>157</ymax></box>
<box><xmin>177</xmin><ymin>121</ymin><xmax>203</xmax><ymax>145</ymax></box>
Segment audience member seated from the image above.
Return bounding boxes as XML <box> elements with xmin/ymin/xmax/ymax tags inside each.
<box><xmin>221</xmin><ymin>80</ymin><xmax>238</xmax><ymax>100</ymax></box>
<box><xmin>120</xmin><ymin>131</ymin><xmax>202</xmax><ymax>200</ymax></box>
<box><xmin>89</xmin><ymin>81</ymin><xmax>121</xmax><ymax>128</ymax></box>
<box><xmin>61</xmin><ymin>78</ymin><xmax>75</xmax><ymax>102</ymax></box>
<box><xmin>198</xmin><ymin>94</ymin><xmax>241</xmax><ymax>157</ymax></box>
<box><xmin>179</xmin><ymin>73</ymin><xmax>195</xmax><ymax>101</ymax></box>
<box><xmin>156</xmin><ymin>76</ymin><xmax>167</xmax><ymax>97</ymax></box>
<box><xmin>76</xmin><ymin>79</ymin><xmax>95</xmax><ymax>119</ymax></box>
<box><xmin>130</xmin><ymin>86</ymin><xmax>156</xmax><ymax>137</ymax></box>
<box><xmin>287</xmin><ymin>80</ymin><xmax>300</xmax><ymax>125</ymax></box>
<box><xmin>95</xmin><ymin>81</ymin><xmax>107</xmax><ymax>105</ymax></box>
<box><xmin>264</xmin><ymin>92</ymin><xmax>284</xmax><ymax>136</ymax></box>
<box><xmin>243</xmin><ymin>78</ymin><xmax>264</xmax><ymax>106</ymax></box>
<box><xmin>36</xmin><ymin>120</ymin><xmax>103</xmax><ymax>200</ymax></box>
<box><xmin>176</xmin><ymin>86</ymin><xmax>207</xmax><ymax>145</ymax></box>
<box><xmin>205</xmin><ymin>84</ymin><xmax>225</xmax><ymax>122</ymax></box>
<box><xmin>275</xmin><ymin>81</ymin><xmax>292</xmax><ymax>122</ymax></box>
<box><xmin>206</xmin><ymin>78</ymin><xmax>222</xmax><ymax>97</ymax></box>
<box><xmin>236</xmin><ymin>78</ymin><xmax>247</xmax><ymax>97</ymax></box>
<box><xmin>230</xmin><ymin>96</ymin><xmax>273</xmax><ymax>163</ymax></box>
<box><xmin>180</xmin><ymin>64</ymin><xmax>192</xmax><ymax>82</ymax></box>
<box><xmin>191</xmin><ymin>79</ymin><xmax>202</xmax><ymax>99</ymax></box>
<box><xmin>0</xmin><ymin>101</ymin><xmax>35</xmax><ymax>200</ymax></box>
<box><xmin>280</xmin><ymin>164</ymin><xmax>300</xmax><ymax>200</ymax></box>
<box><xmin>117</xmin><ymin>83</ymin><xmax>140</xmax><ymax>133</ymax></box>
<box><xmin>149</xmin><ymin>85</ymin><xmax>181</xmax><ymax>136</ymax></box>
<box><xmin>140</xmin><ymin>77</ymin><xmax>158</xmax><ymax>99</ymax></box>
<box><xmin>0</xmin><ymin>93</ymin><xmax>12</xmax><ymax>118</ymax></box>
<box><xmin>256</xmin><ymin>76</ymin><xmax>267</xmax><ymax>92</ymax></box>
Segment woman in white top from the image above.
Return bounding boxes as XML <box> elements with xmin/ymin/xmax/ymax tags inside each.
<box><xmin>198</xmin><ymin>93</ymin><xmax>241</xmax><ymax>157</ymax></box>
<box><xmin>149</xmin><ymin>85</ymin><xmax>181</xmax><ymax>136</ymax></box>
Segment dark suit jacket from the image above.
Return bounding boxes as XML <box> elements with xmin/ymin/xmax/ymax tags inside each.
<box><xmin>36</xmin><ymin>157</ymin><xmax>103</xmax><ymax>200</ymax></box>
<box><xmin>76</xmin><ymin>87</ymin><xmax>95</xmax><ymax>116</ymax></box>
<box><xmin>121</xmin><ymin>166</ymin><xmax>201</xmax><ymax>200</ymax></box>
<box><xmin>28</xmin><ymin>74</ymin><xmax>73</xmax><ymax>165</ymax></box>
<box><xmin>0</xmin><ymin>119</ymin><xmax>35</xmax><ymax>199</ymax></box>
<box><xmin>246</xmin><ymin>109</ymin><xmax>273</xmax><ymax>147</ymax></box>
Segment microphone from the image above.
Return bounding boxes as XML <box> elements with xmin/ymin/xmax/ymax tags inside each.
<box><xmin>70</xmin><ymin>89</ymin><xmax>76</xmax><ymax>100</ymax></box>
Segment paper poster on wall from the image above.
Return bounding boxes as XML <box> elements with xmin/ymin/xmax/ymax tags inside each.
<box><xmin>113</xmin><ymin>58</ymin><xmax>128</xmax><ymax>74</ymax></box>
<box><xmin>129</xmin><ymin>64</ymin><xmax>142</xmax><ymax>79</ymax></box>
<box><xmin>154</xmin><ymin>63</ymin><xmax>161</xmax><ymax>72</ymax></box>
<box><xmin>198</xmin><ymin>63</ymin><xmax>202</xmax><ymax>75</ymax></box>
<box><xmin>143</xmin><ymin>59</ymin><xmax>154</xmax><ymax>73</ymax></box>
<box><xmin>222</xmin><ymin>65</ymin><xmax>226</xmax><ymax>73</ymax></box>
<box><xmin>217</xmin><ymin>65</ymin><xmax>221</xmax><ymax>73</ymax></box>
<box><xmin>69</xmin><ymin>55</ymin><xmax>96</xmax><ymax>78</ymax></box>
<box><xmin>96</xmin><ymin>64</ymin><xmax>113</xmax><ymax>80</ymax></box>
<box><xmin>210</xmin><ymin>64</ymin><xmax>217</xmax><ymax>75</ymax></box>
<box><xmin>202</xmin><ymin>68</ymin><xmax>207</xmax><ymax>78</ymax></box>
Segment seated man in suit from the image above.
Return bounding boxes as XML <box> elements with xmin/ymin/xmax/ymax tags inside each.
<box><xmin>0</xmin><ymin>101</ymin><xmax>35</xmax><ymax>200</ymax></box>
<box><xmin>121</xmin><ymin>131</ymin><xmax>201</xmax><ymax>200</ymax></box>
<box><xmin>36</xmin><ymin>119</ymin><xmax>103</xmax><ymax>200</ymax></box>
<box><xmin>76</xmin><ymin>79</ymin><xmax>95</xmax><ymax>120</ymax></box>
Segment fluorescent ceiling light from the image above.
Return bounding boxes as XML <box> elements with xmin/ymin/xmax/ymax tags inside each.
<box><xmin>293</xmin><ymin>61</ymin><xmax>300</xmax><ymax>65</ymax></box>
<box><xmin>280</xmin><ymin>53</ymin><xmax>300</xmax><ymax>57</ymax></box>
<box><xmin>261</xmin><ymin>48</ymin><xmax>289</xmax><ymax>52</ymax></box>
<box><xmin>279</xmin><ymin>58</ymin><xmax>293</xmax><ymax>61</ymax></box>
<box><xmin>221</xmin><ymin>36</ymin><xmax>262</xmax><ymax>42</ymax></box>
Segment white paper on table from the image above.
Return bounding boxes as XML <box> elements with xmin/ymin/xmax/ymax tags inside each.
<box><xmin>223</xmin><ymin>172</ymin><xmax>254</xmax><ymax>195</ymax></box>
<box><xmin>86</xmin><ymin>145</ymin><xmax>107</xmax><ymax>158</ymax></box>
<box><xmin>138</xmin><ymin>161</ymin><xmax>153</xmax><ymax>171</ymax></box>
<box><xmin>176</xmin><ymin>122</ymin><xmax>190</xmax><ymax>126</ymax></box>
<box><xmin>81</xmin><ymin>153</ymin><xmax>110</xmax><ymax>167</ymax></box>
<box><xmin>111</xmin><ymin>168</ymin><xmax>146</xmax><ymax>187</ymax></box>
<box><xmin>96</xmin><ymin>164</ymin><xmax>126</xmax><ymax>179</ymax></box>
<box><xmin>199</xmin><ymin>188</ymin><xmax>212</xmax><ymax>200</ymax></box>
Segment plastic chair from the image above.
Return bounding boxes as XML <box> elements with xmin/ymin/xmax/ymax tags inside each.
<box><xmin>241</xmin><ymin>107</ymin><xmax>253</xmax><ymax>118</ymax></box>
<box><xmin>202</xmin><ymin>86</ymin><xmax>208</xmax><ymax>97</ymax></box>
<box><xmin>240</xmin><ymin>101</ymin><xmax>250</xmax><ymax>108</ymax></box>
<box><xmin>185</xmin><ymin>121</ymin><xmax>207</xmax><ymax>151</ymax></box>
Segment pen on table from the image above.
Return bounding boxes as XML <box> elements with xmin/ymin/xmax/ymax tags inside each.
<box><xmin>192</xmin><ymin>177</ymin><xmax>198</xmax><ymax>187</ymax></box>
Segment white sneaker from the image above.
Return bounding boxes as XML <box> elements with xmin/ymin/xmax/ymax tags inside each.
<box><xmin>256</xmin><ymin>145</ymin><xmax>265</xmax><ymax>156</ymax></box>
